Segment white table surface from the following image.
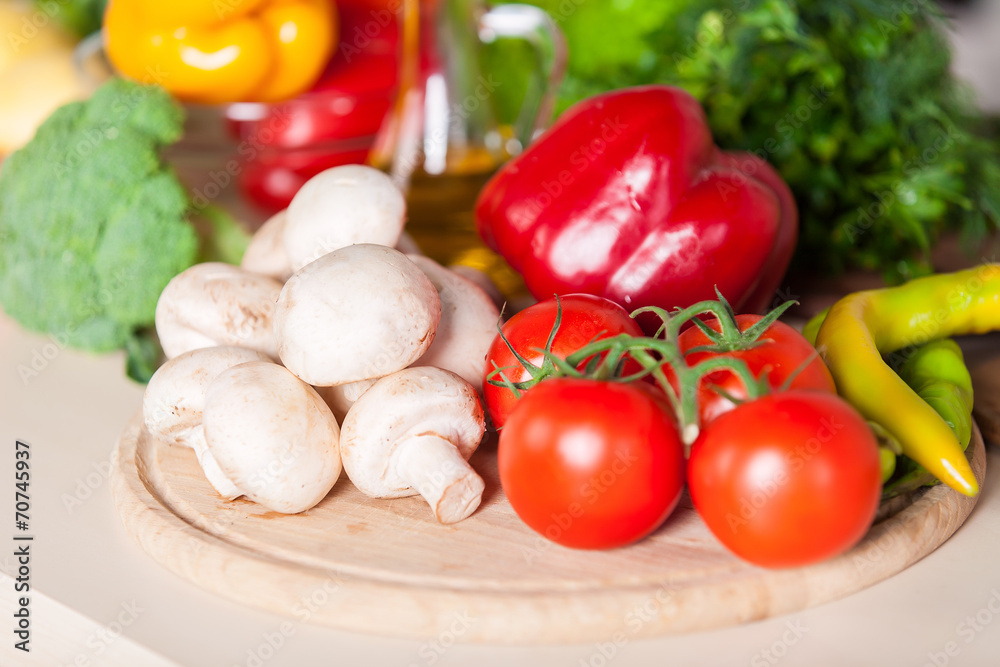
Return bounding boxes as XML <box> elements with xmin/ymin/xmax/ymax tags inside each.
<box><xmin>1</xmin><ymin>311</ymin><xmax>1000</xmax><ymax>667</ymax></box>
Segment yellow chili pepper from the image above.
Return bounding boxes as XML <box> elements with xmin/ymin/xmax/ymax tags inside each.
<box><xmin>814</xmin><ymin>264</ymin><xmax>1000</xmax><ymax>497</ymax></box>
<box><xmin>104</xmin><ymin>0</ymin><xmax>337</xmax><ymax>104</ymax></box>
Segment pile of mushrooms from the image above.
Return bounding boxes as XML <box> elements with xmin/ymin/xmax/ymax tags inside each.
<box><xmin>143</xmin><ymin>165</ymin><xmax>499</xmax><ymax>523</ymax></box>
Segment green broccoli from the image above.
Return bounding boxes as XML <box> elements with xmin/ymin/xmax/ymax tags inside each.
<box><xmin>0</xmin><ymin>79</ymin><xmax>200</xmax><ymax>380</ymax></box>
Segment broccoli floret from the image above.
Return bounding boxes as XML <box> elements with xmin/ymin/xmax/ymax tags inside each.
<box><xmin>0</xmin><ymin>78</ymin><xmax>198</xmax><ymax>357</ymax></box>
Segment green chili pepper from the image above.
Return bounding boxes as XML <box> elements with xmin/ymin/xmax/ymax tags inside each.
<box><xmin>882</xmin><ymin>339</ymin><xmax>974</xmax><ymax>497</ymax></box>
<box><xmin>805</xmin><ymin>308</ymin><xmax>976</xmax><ymax>496</ymax></box>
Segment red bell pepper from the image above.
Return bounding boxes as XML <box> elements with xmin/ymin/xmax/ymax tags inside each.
<box><xmin>475</xmin><ymin>85</ymin><xmax>798</xmax><ymax>318</ymax></box>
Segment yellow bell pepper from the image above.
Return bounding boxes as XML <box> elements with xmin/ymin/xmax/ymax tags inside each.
<box><xmin>814</xmin><ymin>264</ymin><xmax>1000</xmax><ymax>497</ymax></box>
<box><xmin>104</xmin><ymin>0</ymin><xmax>337</xmax><ymax>104</ymax></box>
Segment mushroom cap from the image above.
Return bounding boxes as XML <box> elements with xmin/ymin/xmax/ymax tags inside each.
<box><xmin>340</xmin><ymin>367</ymin><xmax>485</xmax><ymax>498</ymax></box>
<box><xmin>203</xmin><ymin>361</ymin><xmax>342</xmax><ymax>514</ymax></box>
<box><xmin>316</xmin><ymin>378</ymin><xmax>377</xmax><ymax>424</ymax></box>
<box><xmin>274</xmin><ymin>244</ymin><xmax>441</xmax><ymax>386</ymax></box>
<box><xmin>395</xmin><ymin>232</ymin><xmax>422</xmax><ymax>256</ymax></box>
<box><xmin>407</xmin><ymin>255</ymin><xmax>500</xmax><ymax>391</ymax></box>
<box><xmin>155</xmin><ymin>263</ymin><xmax>283</xmax><ymax>360</ymax></box>
<box><xmin>241</xmin><ymin>210</ymin><xmax>293</xmax><ymax>282</ymax></box>
<box><xmin>448</xmin><ymin>264</ymin><xmax>504</xmax><ymax>310</ymax></box>
<box><xmin>143</xmin><ymin>346</ymin><xmax>273</xmax><ymax>446</ymax></box>
<box><xmin>284</xmin><ymin>165</ymin><xmax>406</xmax><ymax>272</ymax></box>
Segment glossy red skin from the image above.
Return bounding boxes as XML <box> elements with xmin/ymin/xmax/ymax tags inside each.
<box><xmin>232</xmin><ymin>0</ymin><xmax>399</xmax><ymax>211</ymax></box>
<box><xmin>499</xmin><ymin>379</ymin><xmax>685</xmax><ymax>550</ymax></box>
<box><xmin>714</xmin><ymin>152</ymin><xmax>798</xmax><ymax>312</ymax></box>
<box><xmin>238</xmin><ymin>146</ymin><xmax>372</xmax><ymax>212</ymax></box>
<box><xmin>483</xmin><ymin>294</ymin><xmax>643</xmax><ymax>427</ymax></box>
<box><xmin>475</xmin><ymin>85</ymin><xmax>797</xmax><ymax>321</ymax></box>
<box><xmin>676</xmin><ymin>314</ymin><xmax>836</xmax><ymax>424</ymax></box>
<box><xmin>688</xmin><ymin>392</ymin><xmax>882</xmax><ymax>568</ymax></box>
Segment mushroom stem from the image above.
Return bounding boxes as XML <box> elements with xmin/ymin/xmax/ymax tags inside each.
<box><xmin>394</xmin><ymin>434</ymin><xmax>485</xmax><ymax>524</ymax></box>
<box><xmin>189</xmin><ymin>426</ymin><xmax>242</xmax><ymax>501</ymax></box>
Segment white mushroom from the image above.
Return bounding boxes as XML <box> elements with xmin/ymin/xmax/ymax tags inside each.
<box><xmin>340</xmin><ymin>367</ymin><xmax>486</xmax><ymax>524</ymax></box>
<box><xmin>316</xmin><ymin>378</ymin><xmax>377</xmax><ymax>423</ymax></box>
<box><xmin>395</xmin><ymin>231</ymin><xmax>422</xmax><ymax>255</ymax></box>
<box><xmin>407</xmin><ymin>255</ymin><xmax>500</xmax><ymax>392</ymax></box>
<box><xmin>240</xmin><ymin>210</ymin><xmax>293</xmax><ymax>282</ymax></box>
<box><xmin>284</xmin><ymin>165</ymin><xmax>406</xmax><ymax>271</ymax></box>
<box><xmin>143</xmin><ymin>346</ymin><xmax>273</xmax><ymax>446</ymax></box>
<box><xmin>448</xmin><ymin>264</ymin><xmax>505</xmax><ymax>310</ymax></box>
<box><xmin>187</xmin><ymin>424</ymin><xmax>243</xmax><ymax>501</ymax></box>
<box><xmin>142</xmin><ymin>346</ymin><xmax>272</xmax><ymax>498</ymax></box>
<box><xmin>203</xmin><ymin>361</ymin><xmax>342</xmax><ymax>514</ymax></box>
<box><xmin>155</xmin><ymin>263</ymin><xmax>282</xmax><ymax>360</ymax></box>
<box><xmin>274</xmin><ymin>244</ymin><xmax>441</xmax><ymax>386</ymax></box>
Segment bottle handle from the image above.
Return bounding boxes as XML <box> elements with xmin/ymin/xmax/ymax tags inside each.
<box><xmin>478</xmin><ymin>4</ymin><xmax>567</xmax><ymax>154</ymax></box>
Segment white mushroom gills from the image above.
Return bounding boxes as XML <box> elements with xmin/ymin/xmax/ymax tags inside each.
<box><xmin>203</xmin><ymin>361</ymin><xmax>343</xmax><ymax>514</ymax></box>
<box><xmin>407</xmin><ymin>255</ymin><xmax>500</xmax><ymax>391</ymax></box>
<box><xmin>274</xmin><ymin>244</ymin><xmax>441</xmax><ymax>386</ymax></box>
<box><xmin>154</xmin><ymin>263</ymin><xmax>282</xmax><ymax>360</ymax></box>
<box><xmin>284</xmin><ymin>165</ymin><xmax>406</xmax><ymax>271</ymax></box>
<box><xmin>340</xmin><ymin>367</ymin><xmax>486</xmax><ymax>524</ymax></box>
<box><xmin>240</xmin><ymin>210</ymin><xmax>293</xmax><ymax>282</ymax></box>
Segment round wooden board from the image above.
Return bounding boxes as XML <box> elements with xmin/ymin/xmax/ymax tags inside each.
<box><xmin>110</xmin><ymin>412</ymin><xmax>987</xmax><ymax>644</ymax></box>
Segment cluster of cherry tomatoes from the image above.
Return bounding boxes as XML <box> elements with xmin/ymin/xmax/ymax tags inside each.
<box><xmin>482</xmin><ymin>294</ymin><xmax>883</xmax><ymax>569</ymax></box>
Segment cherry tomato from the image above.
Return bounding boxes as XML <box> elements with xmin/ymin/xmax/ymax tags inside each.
<box><xmin>499</xmin><ymin>379</ymin><xmax>685</xmax><ymax>549</ymax></box>
<box><xmin>688</xmin><ymin>391</ymin><xmax>882</xmax><ymax>568</ymax></box>
<box><xmin>482</xmin><ymin>294</ymin><xmax>643</xmax><ymax>427</ymax></box>
<box><xmin>676</xmin><ymin>314</ymin><xmax>836</xmax><ymax>424</ymax></box>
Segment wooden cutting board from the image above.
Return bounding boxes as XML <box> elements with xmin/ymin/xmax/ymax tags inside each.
<box><xmin>110</xmin><ymin>408</ymin><xmax>987</xmax><ymax>643</ymax></box>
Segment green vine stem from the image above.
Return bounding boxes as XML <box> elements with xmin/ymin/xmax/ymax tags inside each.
<box><xmin>486</xmin><ymin>295</ymin><xmax>785</xmax><ymax>446</ymax></box>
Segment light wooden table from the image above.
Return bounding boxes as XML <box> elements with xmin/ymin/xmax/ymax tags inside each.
<box><xmin>2</xmin><ymin>310</ymin><xmax>1000</xmax><ymax>667</ymax></box>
